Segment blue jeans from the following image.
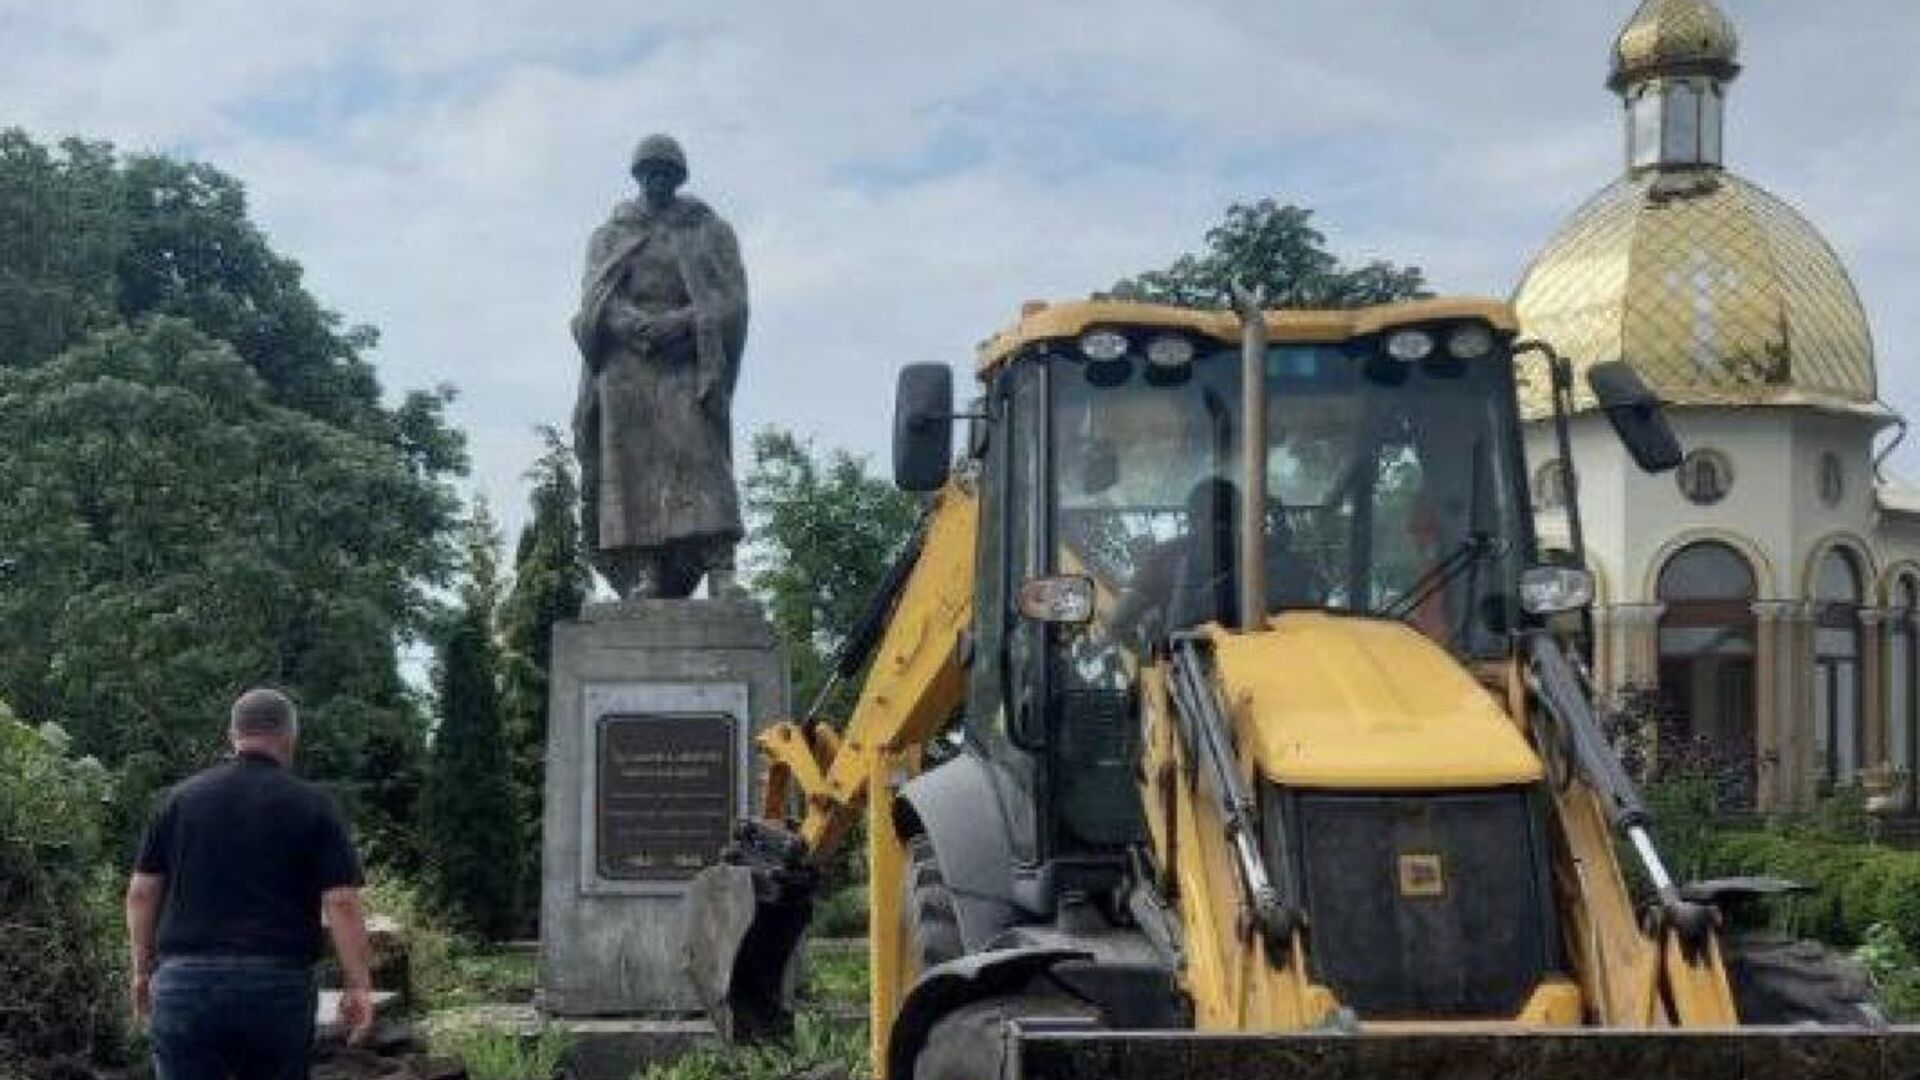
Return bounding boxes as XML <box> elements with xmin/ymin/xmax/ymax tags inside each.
<box><xmin>150</xmin><ymin>957</ymin><xmax>317</xmax><ymax>1080</ymax></box>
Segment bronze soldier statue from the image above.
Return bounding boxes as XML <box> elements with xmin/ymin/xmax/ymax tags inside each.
<box><xmin>571</xmin><ymin>134</ymin><xmax>749</xmax><ymax>599</ymax></box>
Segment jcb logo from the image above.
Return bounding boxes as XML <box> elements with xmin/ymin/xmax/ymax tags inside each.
<box><xmin>1398</xmin><ymin>853</ymin><xmax>1446</xmax><ymax>898</ymax></box>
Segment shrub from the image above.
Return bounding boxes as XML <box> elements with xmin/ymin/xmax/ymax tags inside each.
<box><xmin>0</xmin><ymin>710</ymin><xmax>130</xmax><ymax>1074</ymax></box>
<box><xmin>1696</xmin><ymin>829</ymin><xmax>1920</xmax><ymax>951</ymax></box>
<box><xmin>1644</xmin><ymin>769</ymin><xmax>1722</xmax><ymax>880</ymax></box>
<box><xmin>1856</xmin><ymin>923</ymin><xmax>1920</xmax><ymax>1021</ymax></box>
<box><xmin>811</xmin><ymin>883</ymin><xmax>869</xmax><ymax>939</ymax></box>
<box><xmin>1780</xmin><ymin>784</ymin><xmax>1877</xmax><ymax>845</ymax></box>
<box><xmin>360</xmin><ymin>873</ymin><xmax>456</xmax><ymax>1008</ymax></box>
<box><xmin>1874</xmin><ymin>857</ymin><xmax>1920</xmax><ymax>954</ymax></box>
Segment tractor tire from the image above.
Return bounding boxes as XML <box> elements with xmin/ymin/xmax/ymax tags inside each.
<box><xmin>1722</xmin><ymin>932</ymin><xmax>1886</xmax><ymax>1026</ymax></box>
<box><xmin>905</xmin><ymin>833</ymin><xmax>964</xmax><ymax>969</ymax></box>
<box><xmin>912</xmin><ymin>992</ymin><xmax>1097</xmax><ymax>1080</ymax></box>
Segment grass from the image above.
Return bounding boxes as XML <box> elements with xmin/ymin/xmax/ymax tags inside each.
<box><xmin>358</xmin><ymin>872</ymin><xmax>542</xmax><ymax>1012</ymax></box>
<box><xmin>372</xmin><ymin>866</ymin><xmax>873</xmax><ymax>1080</ymax></box>
<box><xmin>634</xmin><ymin>1009</ymin><xmax>870</xmax><ymax>1080</ymax></box>
<box><xmin>810</xmin><ymin>883</ymin><xmax>869</xmax><ymax>939</ymax></box>
<box><xmin>430</xmin><ymin>944</ymin><xmax>540</xmax><ymax>1009</ymax></box>
<box><xmin>636</xmin><ymin>948</ymin><xmax>873</xmax><ymax>1079</ymax></box>
<box><xmin>431</xmin><ymin>1025</ymin><xmax>573</xmax><ymax>1080</ymax></box>
<box><xmin>803</xmin><ymin>947</ymin><xmax>870</xmax><ymax>1005</ymax></box>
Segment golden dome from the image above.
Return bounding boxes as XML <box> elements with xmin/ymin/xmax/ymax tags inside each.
<box><xmin>1514</xmin><ymin>170</ymin><xmax>1877</xmax><ymax>416</ymax></box>
<box><xmin>1610</xmin><ymin>0</ymin><xmax>1740</xmax><ymax>90</ymax></box>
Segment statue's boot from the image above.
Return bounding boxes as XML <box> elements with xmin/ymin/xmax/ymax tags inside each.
<box><xmin>705</xmin><ymin>547</ymin><xmax>746</xmax><ymax>600</ymax></box>
<box><xmin>596</xmin><ymin>552</ymin><xmax>634</xmax><ymax>599</ymax></box>
<box><xmin>649</xmin><ymin>548</ymin><xmax>704</xmax><ymax>599</ymax></box>
<box><xmin>707</xmin><ymin>567</ymin><xmax>741</xmax><ymax>599</ymax></box>
<box><xmin>600</xmin><ymin>549</ymin><xmax>663</xmax><ymax>600</ymax></box>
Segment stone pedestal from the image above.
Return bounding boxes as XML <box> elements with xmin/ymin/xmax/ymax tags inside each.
<box><xmin>539</xmin><ymin>598</ymin><xmax>785</xmax><ymax>1016</ymax></box>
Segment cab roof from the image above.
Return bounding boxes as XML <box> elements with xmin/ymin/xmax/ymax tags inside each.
<box><xmin>974</xmin><ymin>296</ymin><xmax>1519</xmax><ymax>377</ymax></box>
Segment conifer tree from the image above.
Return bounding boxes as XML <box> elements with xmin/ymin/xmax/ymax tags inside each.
<box><xmin>498</xmin><ymin>429</ymin><xmax>590</xmax><ymax>925</ymax></box>
<box><xmin>421</xmin><ymin>500</ymin><xmax>520</xmax><ymax>938</ymax></box>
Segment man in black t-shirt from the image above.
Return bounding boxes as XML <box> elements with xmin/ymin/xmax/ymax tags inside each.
<box><xmin>126</xmin><ymin>688</ymin><xmax>374</xmax><ymax>1079</ymax></box>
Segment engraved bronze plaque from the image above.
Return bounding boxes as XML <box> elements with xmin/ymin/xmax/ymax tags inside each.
<box><xmin>595</xmin><ymin>713</ymin><xmax>737</xmax><ymax>882</ymax></box>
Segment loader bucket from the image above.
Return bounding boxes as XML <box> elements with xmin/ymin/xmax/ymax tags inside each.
<box><xmin>1009</xmin><ymin>1028</ymin><xmax>1920</xmax><ymax>1079</ymax></box>
<box><xmin>681</xmin><ymin>825</ymin><xmax>817</xmax><ymax>1042</ymax></box>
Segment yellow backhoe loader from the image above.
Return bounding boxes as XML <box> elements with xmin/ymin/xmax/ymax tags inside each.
<box><xmin>685</xmin><ymin>294</ymin><xmax>1912</xmax><ymax>1078</ymax></box>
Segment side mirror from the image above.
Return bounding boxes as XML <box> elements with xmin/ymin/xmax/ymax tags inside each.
<box><xmin>893</xmin><ymin>363</ymin><xmax>954</xmax><ymax>491</ymax></box>
<box><xmin>1587</xmin><ymin>361</ymin><xmax>1682</xmax><ymax>474</ymax></box>
<box><xmin>1519</xmin><ymin>565</ymin><xmax>1595</xmax><ymax>615</ymax></box>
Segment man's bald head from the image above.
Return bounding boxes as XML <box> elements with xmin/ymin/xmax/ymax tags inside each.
<box><xmin>229</xmin><ymin>688</ymin><xmax>299</xmax><ymax>761</ymax></box>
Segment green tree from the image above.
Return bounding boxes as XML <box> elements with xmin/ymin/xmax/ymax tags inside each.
<box><xmin>0</xmin><ymin>320</ymin><xmax>455</xmax><ymax>853</ymax></box>
<box><xmin>422</xmin><ymin>502</ymin><xmax>520</xmax><ymax>938</ymax></box>
<box><xmin>1107</xmin><ymin>200</ymin><xmax>1429</xmax><ymax>308</ymax></box>
<box><xmin>0</xmin><ymin>131</ymin><xmax>464</xmax><ymax>858</ymax></box>
<box><xmin>743</xmin><ymin>429</ymin><xmax>920</xmax><ymax>716</ymax></box>
<box><xmin>1</xmin><ymin>132</ymin><xmax>465</xmax><ymax>472</ymax></box>
<box><xmin>500</xmin><ymin>428</ymin><xmax>590</xmax><ymax>696</ymax></box>
<box><xmin>0</xmin><ymin>134</ymin><xmax>123</xmax><ymax>370</ymax></box>
<box><xmin>0</xmin><ymin>706</ymin><xmax>127</xmax><ymax>1073</ymax></box>
<box><xmin>498</xmin><ymin>428</ymin><xmax>590</xmax><ymax>926</ymax></box>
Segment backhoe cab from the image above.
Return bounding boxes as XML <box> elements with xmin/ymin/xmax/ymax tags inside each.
<box><xmin>687</xmin><ymin>297</ymin><xmax>1905</xmax><ymax>1080</ymax></box>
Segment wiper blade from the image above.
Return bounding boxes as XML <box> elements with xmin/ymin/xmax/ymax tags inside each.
<box><xmin>1378</xmin><ymin>531</ymin><xmax>1507</xmax><ymax>620</ymax></box>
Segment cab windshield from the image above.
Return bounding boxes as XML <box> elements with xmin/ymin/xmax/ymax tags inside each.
<box><xmin>1052</xmin><ymin>339</ymin><xmax>1530</xmax><ymax>658</ymax></box>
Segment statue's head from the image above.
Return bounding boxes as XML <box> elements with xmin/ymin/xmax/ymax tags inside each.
<box><xmin>630</xmin><ymin>133</ymin><xmax>688</xmax><ymax>208</ymax></box>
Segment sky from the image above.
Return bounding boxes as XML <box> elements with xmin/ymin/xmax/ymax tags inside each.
<box><xmin>2</xmin><ymin>0</ymin><xmax>1917</xmax><ymax>543</ymax></box>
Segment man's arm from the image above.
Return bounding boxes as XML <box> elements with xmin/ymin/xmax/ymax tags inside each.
<box><xmin>124</xmin><ymin>872</ymin><xmax>165</xmax><ymax>1025</ymax></box>
<box><xmin>323</xmin><ymin>886</ymin><xmax>376</xmax><ymax>1042</ymax></box>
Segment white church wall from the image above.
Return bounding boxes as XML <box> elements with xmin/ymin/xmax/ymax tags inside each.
<box><xmin>1874</xmin><ymin>509</ymin><xmax>1920</xmax><ymax>598</ymax></box>
<box><xmin>1786</xmin><ymin>409</ymin><xmax>1884</xmax><ymax>596</ymax></box>
<box><xmin>1524</xmin><ymin>418</ymin><xmax>1625</xmax><ymax>596</ymax></box>
<box><xmin>1526</xmin><ymin>410</ymin><xmax>1801</xmax><ymax>602</ymax></box>
<box><xmin>1526</xmin><ymin>409</ymin><xmax>1908</xmax><ymax>604</ymax></box>
<box><xmin>1630</xmin><ymin>410</ymin><xmax>1797</xmax><ymax>600</ymax></box>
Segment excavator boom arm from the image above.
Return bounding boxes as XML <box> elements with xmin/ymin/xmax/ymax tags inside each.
<box><xmin>761</xmin><ymin>479</ymin><xmax>977</xmax><ymax>856</ymax></box>
<box><xmin>684</xmin><ymin>479</ymin><xmax>978</xmax><ymax>1040</ymax></box>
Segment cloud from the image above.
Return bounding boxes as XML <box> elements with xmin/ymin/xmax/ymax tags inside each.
<box><xmin>2</xmin><ymin>0</ymin><xmax>1917</xmax><ymax>541</ymax></box>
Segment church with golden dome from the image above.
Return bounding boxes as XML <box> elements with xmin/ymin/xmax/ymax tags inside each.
<box><xmin>1515</xmin><ymin>0</ymin><xmax>1918</xmax><ymax>812</ymax></box>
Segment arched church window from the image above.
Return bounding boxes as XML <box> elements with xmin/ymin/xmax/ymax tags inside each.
<box><xmin>1814</xmin><ymin>548</ymin><xmax>1864</xmax><ymax>788</ymax></box>
<box><xmin>1533</xmin><ymin>459</ymin><xmax>1570</xmax><ymax>510</ymax></box>
<box><xmin>1891</xmin><ymin>576</ymin><xmax>1918</xmax><ymax>806</ymax></box>
<box><xmin>1676</xmin><ymin>448</ymin><xmax>1733</xmax><ymax>506</ymax></box>
<box><xmin>1658</xmin><ymin>542</ymin><xmax>1754</xmax><ymax>601</ymax></box>
<box><xmin>1656</xmin><ymin>541</ymin><xmax>1757</xmax><ymax>806</ymax></box>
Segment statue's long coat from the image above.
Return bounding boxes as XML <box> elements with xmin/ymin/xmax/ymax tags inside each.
<box><xmin>571</xmin><ymin>196</ymin><xmax>748</xmax><ymax>554</ymax></box>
